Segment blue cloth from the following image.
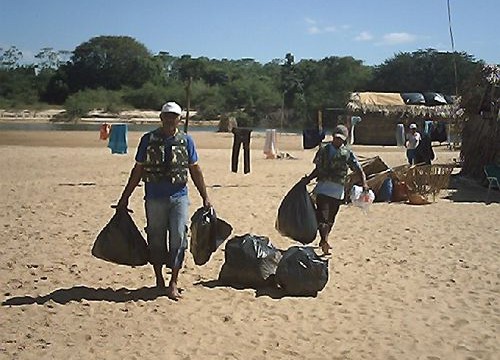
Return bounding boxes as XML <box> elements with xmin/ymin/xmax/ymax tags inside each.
<box><xmin>376</xmin><ymin>178</ymin><xmax>393</xmax><ymax>202</ymax></box>
<box><xmin>135</xmin><ymin>128</ymin><xmax>198</xmax><ymax>200</ymax></box>
<box><xmin>424</xmin><ymin>120</ymin><xmax>434</xmax><ymax>135</ymax></box>
<box><xmin>108</xmin><ymin>124</ymin><xmax>128</xmax><ymax>154</ymax></box>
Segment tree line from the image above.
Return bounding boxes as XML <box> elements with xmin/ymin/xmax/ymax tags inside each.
<box><xmin>0</xmin><ymin>35</ymin><xmax>488</xmax><ymax>127</ymax></box>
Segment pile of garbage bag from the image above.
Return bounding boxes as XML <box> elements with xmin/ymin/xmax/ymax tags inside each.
<box><xmin>219</xmin><ymin>234</ymin><xmax>282</xmax><ymax>288</ymax></box>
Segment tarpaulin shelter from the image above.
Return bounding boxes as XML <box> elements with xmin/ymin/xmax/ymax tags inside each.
<box><xmin>346</xmin><ymin>92</ymin><xmax>462</xmax><ymax>145</ymax></box>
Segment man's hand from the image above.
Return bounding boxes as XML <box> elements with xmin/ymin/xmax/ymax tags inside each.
<box><xmin>112</xmin><ymin>198</ymin><xmax>132</xmax><ymax>213</ymax></box>
<box><xmin>362</xmin><ymin>183</ymin><xmax>370</xmax><ymax>192</ymax></box>
<box><xmin>202</xmin><ymin>197</ymin><xmax>211</xmax><ymax>209</ymax></box>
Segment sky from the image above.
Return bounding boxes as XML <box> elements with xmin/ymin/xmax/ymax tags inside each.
<box><xmin>1</xmin><ymin>0</ymin><xmax>499</xmax><ymax>66</ymax></box>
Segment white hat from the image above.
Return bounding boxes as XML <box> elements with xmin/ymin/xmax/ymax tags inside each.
<box><xmin>409</xmin><ymin>123</ymin><xmax>417</xmax><ymax>129</ymax></box>
<box><xmin>161</xmin><ymin>101</ymin><xmax>182</xmax><ymax>115</ymax></box>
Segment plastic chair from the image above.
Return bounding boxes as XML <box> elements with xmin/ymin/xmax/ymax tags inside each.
<box><xmin>484</xmin><ymin>165</ymin><xmax>500</xmax><ymax>203</ymax></box>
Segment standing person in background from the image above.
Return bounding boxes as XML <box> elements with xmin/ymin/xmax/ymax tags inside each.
<box><xmin>115</xmin><ymin>101</ymin><xmax>210</xmax><ymax>300</ymax></box>
<box><xmin>303</xmin><ymin>125</ymin><xmax>368</xmax><ymax>255</ymax></box>
<box><xmin>405</xmin><ymin>123</ymin><xmax>421</xmax><ymax>165</ymax></box>
<box><xmin>415</xmin><ymin>133</ymin><xmax>435</xmax><ymax>165</ymax></box>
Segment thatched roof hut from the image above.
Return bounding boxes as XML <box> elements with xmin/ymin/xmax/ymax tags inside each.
<box><xmin>345</xmin><ymin>92</ymin><xmax>462</xmax><ymax>145</ymax></box>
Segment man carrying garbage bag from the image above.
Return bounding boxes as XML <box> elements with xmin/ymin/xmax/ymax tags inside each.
<box><xmin>115</xmin><ymin>101</ymin><xmax>210</xmax><ymax>300</ymax></box>
<box><xmin>303</xmin><ymin>125</ymin><xmax>368</xmax><ymax>255</ymax></box>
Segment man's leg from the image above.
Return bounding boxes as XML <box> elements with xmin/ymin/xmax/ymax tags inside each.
<box><xmin>316</xmin><ymin>194</ymin><xmax>341</xmax><ymax>255</ymax></box>
<box><xmin>407</xmin><ymin>149</ymin><xmax>415</xmax><ymax>165</ymax></box>
<box><xmin>153</xmin><ymin>264</ymin><xmax>165</xmax><ymax>288</ymax></box>
<box><xmin>316</xmin><ymin>194</ymin><xmax>332</xmax><ymax>254</ymax></box>
<box><xmin>145</xmin><ymin>199</ymin><xmax>169</xmax><ymax>289</ymax></box>
<box><xmin>166</xmin><ymin>195</ymin><xmax>189</xmax><ymax>300</ymax></box>
<box><xmin>318</xmin><ymin>223</ymin><xmax>332</xmax><ymax>255</ymax></box>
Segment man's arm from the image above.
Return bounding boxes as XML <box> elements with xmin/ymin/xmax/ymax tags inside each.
<box><xmin>356</xmin><ymin>167</ymin><xmax>369</xmax><ymax>191</ymax></box>
<box><xmin>189</xmin><ymin>164</ymin><xmax>210</xmax><ymax>208</ymax></box>
<box><xmin>303</xmin><ymin>168</ymin><xmax>318</xmax><ymax>183</ymax></box>
<box><xmin>348</xmin><ymin>152</ymin><xmax>369</xmax><ymax>191</ymax></box>
<box><xmin>116</xmin><ymin>163</ymin><xmax>144</xmax><ymax>211</ymax></box>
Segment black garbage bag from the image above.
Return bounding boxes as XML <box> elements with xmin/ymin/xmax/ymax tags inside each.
<box><xmin>276</xmin><ymin>246</ymin><xmax>328</xmax><ymax>296</ymax></box>
<box><xmin>218</xmin><ymin>234</ymin><xmax>282</xmax><ymax>288</ymax></box>
<box><xmin>275</xmin><ymin>179</ymin><xmax>318</xmax><ymax>244</ymax></box>
<box><xmin>92</xmin><ymin>211</ymin><xmax>149</xmax><ymax>266</ymax></box>
<box><xmin>190</xmin><ymin>207</ymin><xmax>233</xmax><ymax>266</ymax></box>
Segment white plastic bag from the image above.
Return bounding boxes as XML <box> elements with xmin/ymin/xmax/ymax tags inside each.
<box><xmin>350</xmin><ymin>185</ymin><xmax>375</xmax><ymax>214</ymax></box>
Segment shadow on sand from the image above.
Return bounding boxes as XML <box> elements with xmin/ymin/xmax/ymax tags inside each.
<box><xmin>194</xmin><ymin>278</ymin><xmax>318</xmax><ymax>299</ymax></box>
<box><xmin>444</xmin><ymin>174</ymin><xmax>500</xmax><ymax>204</ymax></box>
<box><xmin>2</xmin><ymin>285</ymin><xmax>170</xmax><ymax>306</ymax></box>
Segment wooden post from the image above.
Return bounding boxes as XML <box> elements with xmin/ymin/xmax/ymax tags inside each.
<box><xmin>317</xmin><ymin>109</ymin><xmax>323</xmax><ymax>131</ymax></box>
<box><xmin>184</xmin><ymin>76</ymin><xmax>192</xmax><ymax>133</ymax></box>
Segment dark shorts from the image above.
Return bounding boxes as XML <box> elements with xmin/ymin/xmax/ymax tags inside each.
<box><xmin>315</xmin><ymin>194</ymin><xmax>342</xmax><ymax>227</ymax></box>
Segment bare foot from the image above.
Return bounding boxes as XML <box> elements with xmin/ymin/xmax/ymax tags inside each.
<box><xmin>166</xmin><ymin>284</ymin><xmax>183</xmax><ymax>301</ymax></box>
<box><xmin>319</xmin><ymin>241</ymin><xmax>332</xmax><ymax>255</ymax></box>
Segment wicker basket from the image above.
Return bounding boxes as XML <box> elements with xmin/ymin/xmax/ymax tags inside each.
<box><xmin>404</xmin><ymin>164</ymin><xmax>454</xmax><ymax>201</ymax></box>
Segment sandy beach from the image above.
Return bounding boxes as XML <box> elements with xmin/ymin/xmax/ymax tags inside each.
<box><xmin>0</xmin><ymin>129</ymin><xmax>498</xmax><ymax>360</ymax></box>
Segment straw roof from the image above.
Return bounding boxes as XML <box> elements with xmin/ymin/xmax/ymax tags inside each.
<box><xmin>346</xmin><ymin>92</ymin><xmax>463</xmax><ymax>118</ymax></box>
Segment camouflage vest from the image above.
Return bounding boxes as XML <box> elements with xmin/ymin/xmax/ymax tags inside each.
<box><xmin>316</xmin><ymin>144</ymin><xmax>350</xmax><ymax>185</ymax></box>
<box><xmin>142</xmin><ymin>129</ymin><xmax>189</xmax><ymax>184</ymax></box>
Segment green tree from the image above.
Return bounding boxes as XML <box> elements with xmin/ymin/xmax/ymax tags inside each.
<box><xmin>35</xmin><ymin>48</ymin><xmax>61</xmax><ymax>70</ymax></box>
<box><xmin>0</xmin><ymin>66</ymin><xmax>39</xmax><ymax>107</ymax></box>
<box><xmin>67</xmin><ymin>36</ymin><xmax>159</xmax><ymax>91</ymax></box>
<box><xmin>0</xmin><ymin>46</ymin><xmax>23</xmax><ymax>69</ymax></box>
<box><xmin>369</xmin><ymin>49</ymin><xmax>482</xmax><ymax>94</ymax></box>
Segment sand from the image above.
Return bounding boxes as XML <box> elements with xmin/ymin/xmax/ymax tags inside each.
<box><xmin>0</xmin><ymin>130</ymin><xmax>498</xmax><ymax>360</ymax></box>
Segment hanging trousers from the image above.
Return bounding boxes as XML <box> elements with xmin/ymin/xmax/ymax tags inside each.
<box><xmin>231</xmin><ymin>128</ymin><xmax>252</xmax><ymax>174</ymax></box>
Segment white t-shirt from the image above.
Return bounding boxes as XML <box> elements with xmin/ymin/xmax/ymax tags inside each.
<box><xmin>406</xmin><ymin>131</ymin><xmax>421</xmax><ymax>149</ymax></box>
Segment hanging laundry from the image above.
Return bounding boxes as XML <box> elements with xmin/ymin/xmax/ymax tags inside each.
<box><xmin>424</xmin><ymin>120</ymin><xmax>434</xmax><ymax>135</ymax></box>
<box><xmin>349</xmin><ymin>116</ymin><xmax>362</xmax><ymax>145</ymax></box>
<box><xmin>395</xmin><ymin>123</ymin><xmax>405</xmax><ymax>147</ymax></box>
<box><xmin>231</xmin><ymin>128</ymin><xmax>252</xmax><ymax>173</ymax></box>
<box><xmin>99</xmin><ymin>123</ymin><xmax>111</xmax><ymax>140</ymax></box>
<box><xmin>108</xmin><ymin>124</ymin><xmax>128</xmax><ymax>154</ymax></box>
<box><xmin>302</xmin><ymin>128</ymin><xmax>325</xmax><ymax>149</ymax></box>
<box><xmin>263</xmin><ymin>129</ymin><xmax>278</xmax><ymax>159</ymax></box>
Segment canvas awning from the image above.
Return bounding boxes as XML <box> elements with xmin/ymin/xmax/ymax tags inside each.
<box><xmin>354</xmin><ymin>92</ymin><xmax>406</xmax><ymax>106</ymax></box>
<box><xmin>347</xmin><ymin>92</ymin><xmax>463</xmax><ymax>118</ymax></box>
